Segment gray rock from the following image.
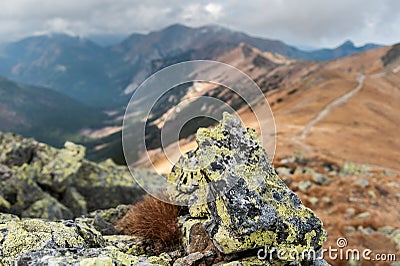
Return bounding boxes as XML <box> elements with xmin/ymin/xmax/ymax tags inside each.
<box><xmin>61</xmin><ymin>186</ymin><xmax>88</xmax><ymax>217</ymax></box>
<box><xmin>378</xmin><ymin>226</ymin><xmax>395</xmax><ymax>235</ymax></box>
<box><xmin>21</xmin><ymin>194</ymin><xmax>73</xmax><ymax>220</ymax></box>
<box><xmin>355</xmin><ymin>212</ymin><xmax>371</xmax><ymax>220</ymax></box>
<box><xmin>0</xmin><ymin>132</ymin><xmax>152</xmax><ymax>219</ymax></box>
<box><xmin>88</xmin><ymin>204</ymin><xmax>131</xmax><ymax>235</ymax></box>
<box><xmin>298</xmin><ymin>180</ymin><xmax>314</xmax><ymax>192</ymax></box>
<box><xmin>276</xmin><ymin>167</ymin><xmax>292</xmax><ymax>176</ymax></box>
<box><xmin>173</xmin><ymin>252</ymin><xmax>213</xmax><ymax>266</ymax></box>
<box><xmin>169</xmin><ymin>113</ymin><xmax>327</xmax><ymax>264</ymax></box>
<box><xmin>354</xmin><ymin>179</ymin><xmax>369</xmax><ymax>188</ymax></box>
<box><xmin>307</xmin><ymin>168</ymin><xmax>331</xmax><ymax>185</ymax></box>
<box><xmin>0</xmin><ymin>214</ymin><xmax>105</xmax><ymax>265</ymax></box>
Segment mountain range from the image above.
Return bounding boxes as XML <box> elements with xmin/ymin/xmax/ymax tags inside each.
<box><xmin>0</xmin><ymin>24</ymin><xmax>381</xmax><ymax>108</ymax></box>
<box><xmin>0</xmin><ymin>77</ymin><xmax>104</xmax><ymax>147</ymax></box>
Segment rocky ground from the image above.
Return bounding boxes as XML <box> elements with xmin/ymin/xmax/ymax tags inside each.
<box><xmin>275</xmin><ymin>154</ymin><xmax>400</xmax><ymax>265</ymax></box>
<box><xmin>0</xmin><ymin>114</ymin><xmax>399</xmax><ymax>265</ymax></box>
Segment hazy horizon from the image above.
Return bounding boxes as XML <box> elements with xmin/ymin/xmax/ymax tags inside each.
<box><xmin>1</xmin><ymin>0</ymin><xmax>399</xmax><ymax>48</ymax></box>
<box><xmin>0</xmin><ymin>23</ymin><xmax>388</xmax><ymax>52</ymax></box>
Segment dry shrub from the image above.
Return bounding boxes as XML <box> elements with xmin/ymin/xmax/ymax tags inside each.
<box><xmin>116</xmin><ymin>195</ymin><xmax>181</xmax><ymax>245</ymax></box>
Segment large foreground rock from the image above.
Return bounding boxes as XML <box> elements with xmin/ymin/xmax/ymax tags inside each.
<box><xmin>169</xmin><ymin>113</ymin><xmax>327</xmax><ymax>264</ymax></box>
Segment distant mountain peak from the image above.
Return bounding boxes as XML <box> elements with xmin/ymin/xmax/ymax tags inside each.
<box><xmin>339</xmin><ymin>40</ymin><xmax>355</xmax><ymax>48</ymax></box>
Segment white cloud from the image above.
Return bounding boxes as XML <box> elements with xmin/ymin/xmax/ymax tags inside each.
<box><xmin>0</xmin><ymin>0</ymin><xmax>399</xmax><ymax>47</ymax></box>
<box><xmin>204</xmin><ymin>3</ymin><xmax>222</xmax><ymax>19</ymax></box>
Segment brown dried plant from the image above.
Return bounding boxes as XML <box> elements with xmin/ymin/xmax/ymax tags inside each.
<box><xmin>116</xmin><ymin>195</ymin><xmax>181</xmax><ymax>246</ymax></box>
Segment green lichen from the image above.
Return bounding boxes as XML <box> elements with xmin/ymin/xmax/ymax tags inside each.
<box><xmin>169</xmin><ymin>113</ymin><xmax>327</xmax><ymax>262</ymax></box>
<box><xmin>0</xmin><ymin>132</ymin><xmax>151</xmax><ymax>219</ymax></box>
<box><xmin>21</xmin><ymin>194</ymin><xmax>73</xmax><ymax>220</ymax></box>
<box><xmin>146</xmin><ymin>252</ymin><xmax>172</xmax><ymax>265</ymax></box>
<box><xmin>0</xmin><ymin>216</ymin><xmax>105</xmax><ymax>264</ymax></box>
<box><xmin>0</xmin><ymin>219</ymin><xmax>83</xmax><ymax>260</ymax></box>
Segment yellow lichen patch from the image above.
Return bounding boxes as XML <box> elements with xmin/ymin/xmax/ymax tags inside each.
<box><xmin>175</xmin><ymin>113</ymin><xmax>326</xmax><ymax>261</ymax></box>
<box><xmin>0</xmin><ymin>219</ymin><xmax>84</xmax><ymax>259</ymax></box>
<box><xmin>305</xmin><ymin>230</ymin><xmax>317</xmax><ymax>246</ymax></box>
<box><xmin>215</xmin><ymin>197</ymin><xmax>232</xmax><ymax>227</ymax></box>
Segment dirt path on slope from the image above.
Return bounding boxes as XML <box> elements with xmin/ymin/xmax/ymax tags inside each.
<box><xmin>291</xmin><ymin>74</ymin><xmax>365</xmax><ymax>155</ymax></box>
<box><xmin>300</xmin><ymin>74</ymin><xmax>365</xmax><ymax>139</ymax></box>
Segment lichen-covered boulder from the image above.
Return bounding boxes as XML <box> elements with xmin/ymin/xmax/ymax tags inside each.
<box><xmin>0</xmin><ymin>214</ymin><xmax>105</xmax><ymax>265</ymax></box>
<box><xmin>0</xmin><ymin>213</ymin><xmax>177</xmax><ymax>265</ymax></box>
<box><xmin>0</xmin><ymin>132</ymin><xmax>151</xmax><ymax>220</ymax></box>
<box><xmin>169</xmin><ymin>113</ymin><xmax>327</xmax><ymax>263</ymax></box>
<box><xmin>21</xmin><ymin>194</ymin><xmax>73</xmax><ymax>220</ymax></box>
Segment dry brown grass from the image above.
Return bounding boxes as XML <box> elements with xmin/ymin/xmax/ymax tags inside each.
<box><xmin>116</xmin><ymin>195</ymin><xmax>181</xmax><ymax>246</ymax></box>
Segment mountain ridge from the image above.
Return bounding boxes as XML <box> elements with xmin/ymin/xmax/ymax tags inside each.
<box><xmin>0</xmin><ymin>24</ymin><xmax>382</xmax><ymax>108</ymax></box>
<box><xmin>0</xmin><ymin>76</ymin><xmax>104</xmax><ymax>147</ymax></box>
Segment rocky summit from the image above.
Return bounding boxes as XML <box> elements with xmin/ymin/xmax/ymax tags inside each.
<box><xmin>169</xmin><ymin>112</ymin><xmax>327</xmax><ymax>264</ymax></box>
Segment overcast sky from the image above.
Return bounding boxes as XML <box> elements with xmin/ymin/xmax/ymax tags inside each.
<box><xmin>1</xmin><ymin>0</ymin><xmax>399</xmax><ymax>48</ymax></box>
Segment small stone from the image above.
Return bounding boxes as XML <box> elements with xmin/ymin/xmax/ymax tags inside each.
<box><xmin>275</xmin><ymin>167</ymin><xmax>292</xmax><ymax>176</ymax></box>
<box><xmin>309</xmin><ymin>197</ymin><xmax>319</xmax><ymax>205</ymax></box>
<box><xmin>173</xmin><ymin>252</ymin><xmax>204</xmax><ymax>266</ymax></box>
<box><xmin>357</xmin><ymin>226</ymin><xmax>374</xmax><ymax>235</ymax></box>
<box><xmin>307</xmin><ymin>169</ymin><xmax>331</xmax><ymax>185</ymax></box>
<box><xmin>328</xmin><ymin>171</ymin><xmax>337</xmax><ymax>177</ymax></box>
<box><xmin>89</xmin><ymin>205</ymin><xmax>130</xmax><ymax>235</ymax></box>
<box><xmin>388</xmin><ymin>181</ymin><xmax>399</xmax><ymax>188</ymax></box>
<box><xmin>355</xmin><ymin>212</ymin><xmax>371</xmax><ymax>220</ymax></box>
<box><xmin>321</xmin><ymin>196</ymin><xmax>331</xmax><ymax>203</ymax></box>
<box><xmin>344</xmin><ymin>226</ymin><xmax>356</xmax><ymax>233</ymax></box>
<box><xmin>294</xmin><ymin>167</ymin><xmax>306</xmax><ymax>175</ymax></box>
<box><xmin>368</xmin><ymin>190</ymin><xmax>376</xmax><ymax>198</ymax></box>
<box><xmin>355</xmin><ymin>179</ymin><xmax>369</xmax><ymax>188</ymax></box>
<box><xmin>378</xmin><ymin>226</ymin><xmax>395</xmax><ymax>235</ymax></box>
<box><xmin>347</xmin><ymin>257</ymin><xmax>361</xmax><ymax>266</ymax></box>
<box><xmin>345</xmin><ymin>208</ymin><xmax>356</xmax><ymax>219</ymax></box>
<box><xmin>297</xmin><ymin>180</ymin><xmax>313</xmax><ymax>192</ymax></box>
<box><xmin>80</xmin><ymin>256</ymin><xmax>113</xmax><ymax>266</ymax></box>
<box><xmin>382</xmin><ymin>169</ymin><xmax>397</xmax><ymax>177</ymax></box>
<box><xmin>348</xmin><ymin>196</ymin><xmax>358</xmax><ymax>202</ymax></box>
<box><xmin>391</xmin><ymin>229</ymin><xmax>400</xmax><ymax>250</ymax></box>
